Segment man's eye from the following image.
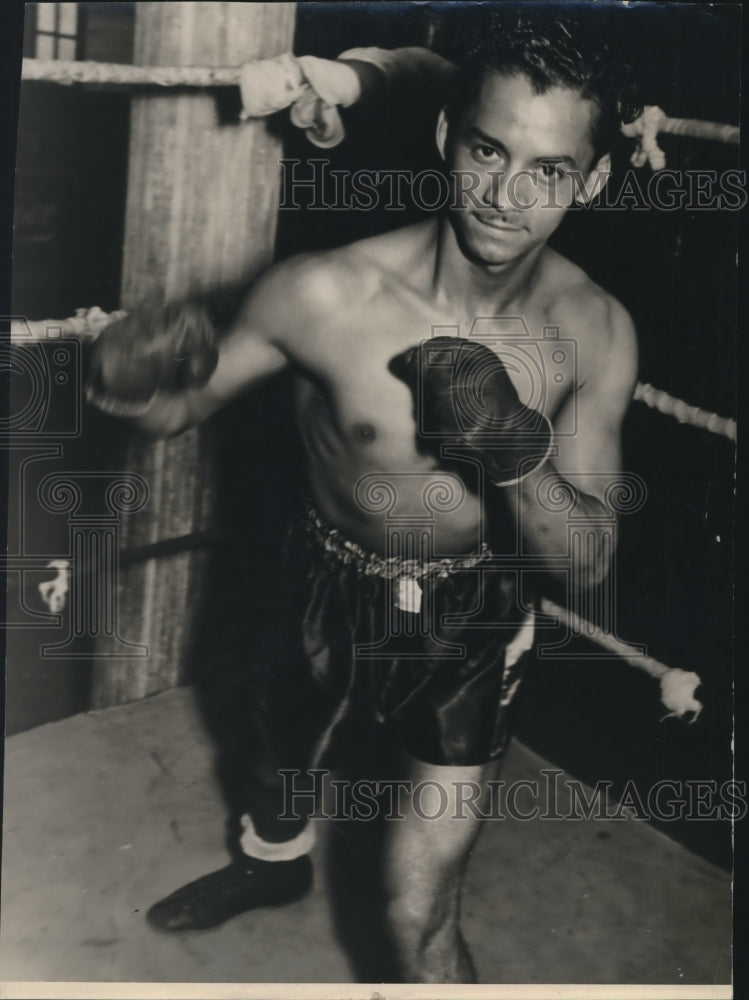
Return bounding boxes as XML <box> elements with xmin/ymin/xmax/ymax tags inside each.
<box><xmin>539</xmin><ymin>161</ymin><xmax>565</xmax><ymax>181</ymax></box>
<box><xmin>473</xmin><ymin>144</ymin><xmax>500</xmax><ymax>162</ymax></box>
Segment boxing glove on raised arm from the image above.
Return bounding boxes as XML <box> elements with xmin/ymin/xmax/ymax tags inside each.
<box><xmin>86</xmin><ymin>301</ymin><xmax>219</xmax><ymax>418</ymax></box>
<box><xmin>391</xmin><ymin>336</ymin><xmax>554</xmax><ymax>486</ymax></box>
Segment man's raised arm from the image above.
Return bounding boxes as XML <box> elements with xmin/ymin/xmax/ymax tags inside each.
<box><xmin>502</xmin><ymin>297</ymin><xmax>639</xmax><ymax>588</ymax></box>
<box><xmin>391</xmin><ymin>295</ymin><xmax>638</xmax><ymax>589</ymax></box>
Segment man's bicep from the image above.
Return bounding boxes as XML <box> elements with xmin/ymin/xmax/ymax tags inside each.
<box><xmin>551</xmin><ymin>310</ymin><xmax>638</xmax><ymax>500</ymax></box>
<box><xmin>209</xmin><ymin>324</ymin><xmax>287</xmax><ymax>398</ymax></box>
<box><xmin>183</xmin><ymin>271</ymin><xmax>293</xmax><ymax>422</ymax></box>
<box><xmin>176</xmin><ymin>325</ymin><xmax>287</xmax><ymax>428</ymax></box>
<box><xmin>552</xmin><ymin>391</ymin><xmax>624</xmax><ymax>501</ymax></box>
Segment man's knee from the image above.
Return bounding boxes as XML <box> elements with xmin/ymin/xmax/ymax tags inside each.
<box><xmin>384</xmin><ymin>881</ymin><xmax>457</xmax><ymax>950</ymax></box>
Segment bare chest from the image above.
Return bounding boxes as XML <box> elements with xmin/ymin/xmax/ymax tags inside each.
<box><xmin>293</xmin><ymin>302</ymin><xmax>580</xmax><ymax>456</ymax></box>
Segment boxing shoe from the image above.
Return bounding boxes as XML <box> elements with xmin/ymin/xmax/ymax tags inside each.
<box><xmin>146</xmin><ymin>853</ymin><xmax>313</xmax><ymax>931</ymax></box>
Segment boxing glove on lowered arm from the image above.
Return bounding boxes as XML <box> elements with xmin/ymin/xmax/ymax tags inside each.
<box><xmin>86</xmin><ymin>301</ymin><xmax>219</xmax><ymax>420</ymax></box>
<box><xmin>86</xmin><ymin>295</ymin><xmax>288</xmax><ymax>437</ymax></box>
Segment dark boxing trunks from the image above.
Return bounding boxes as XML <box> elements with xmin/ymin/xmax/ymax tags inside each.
<box><xmin>261</xmin><ymin>505</ymin><xmax>536</xmax><ymax>769</ymax></box>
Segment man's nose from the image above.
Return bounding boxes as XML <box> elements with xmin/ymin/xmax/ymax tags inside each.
<box><xmin>484</xmin><ymin>169</ymin><xmax>536</xmax><ymax>210</ymax></box>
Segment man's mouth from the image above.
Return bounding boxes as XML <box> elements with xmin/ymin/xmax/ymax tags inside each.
<box><xmin>472</xmin><ymin>213</ymin><xmax>525</xmax><ymax>233</ymax></box>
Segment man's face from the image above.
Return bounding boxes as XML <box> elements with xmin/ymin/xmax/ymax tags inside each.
<box><xmin>441</xmin><ymin>71</ymin><xmax>603</xmax><ymax>267</ymax></box>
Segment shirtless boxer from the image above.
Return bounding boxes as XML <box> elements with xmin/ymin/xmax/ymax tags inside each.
<box><xmin>88</xmin><ymin>16</ymin><xmax>639</xmax><ymax>983</ymax></box>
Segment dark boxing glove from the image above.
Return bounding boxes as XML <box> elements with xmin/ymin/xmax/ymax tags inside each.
<box><xmin>391</xmin><ymin>336</ymin><xmax>554</xmax><ymax>486</ymax></box>
<box><xmin>86</xmin><ymin>300</ymin><xmax>219</xmax><ymax>417</ymax></box>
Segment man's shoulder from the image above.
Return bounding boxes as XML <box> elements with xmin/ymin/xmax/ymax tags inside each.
<box><xmin>344</xmin><ymin>221</ymin><xmax>433</xmax><ymax>267</ymax></box>
<box><xmin>259</xmin><ymin>223</ymin><xmax>431</xmax><ymax>316</ymax></box>
<box><xmin>258</xmin><ymin>248</ymin><xmax>374</xmax><ymax>316</ymax></box>
<box><xmin>542</xmin><ymin>250</ymin><xmax>637</xmax><ymax>354</ymax></box>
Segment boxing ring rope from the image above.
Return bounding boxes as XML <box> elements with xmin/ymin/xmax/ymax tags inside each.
<box><xmin>21</xmin><ymin>56</ymin><xmax>740</xmax><ymax>167</ymax></box>
<box><xmin>8</xmin><ymin>307</ymin><xmax>126</xmax><ymax>343</ymax></box>
<box><xmin>22</xmin><ymin>58</ymin><xmax>244</xmax><ymax>89</ymax></box>
<box><xmin>635</xmin><ymin>116</ymin><xmax>739</xmax><ymax>145</ymax></box>
<box><xmin>633</xmin><ymin>383</ymin><xmax>736</xmax><ymax>442</ymax></box>
<box><xmin>539</xmin><ymin>599</ymin><xmax>703</xmax><ymax>721</ymax></box>
<box><xmin>8</xmin><ymin>308</ymin><xmax>738</xmax><ymax>443</ymax></box>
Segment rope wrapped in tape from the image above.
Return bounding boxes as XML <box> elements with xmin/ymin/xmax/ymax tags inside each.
<box><xmin>9</xmin><ymin>306</ymin><xmax>127</xmax><ymax>343</ymax></box>
<box><xmin>540</xmin><ymin>598</ymin><xmax>703</xmax><ymax>721</ymax></box>
<box><xmin>633</xmin><ymin>382</ymin><xmax>736</xmax><ymax>442</ymax></box>
<box><xmin>22</xmin><ymin>57</ymin><xmax>242</xmax><ymax>88</ymax></box>
<box><xmin>22</xmin><ymin>56</ymin><xmax>740</xmax><ymax>164</ymax></box>
<box><xmin>621</xmin><ymin>105</ymin><xmax>740</xmax><ymax>171</ymax></box>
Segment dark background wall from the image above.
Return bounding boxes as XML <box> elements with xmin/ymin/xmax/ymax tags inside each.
<box><xmin>5</xmin><ymin>2</ymin><xmax>739</xmax><ymax>870</ymax></box>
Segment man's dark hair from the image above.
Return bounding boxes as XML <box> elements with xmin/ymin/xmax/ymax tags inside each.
<box><xmin>443</xmin><ymin>8</ymin><xmax>642</xmax><ymax>161</ymax></box>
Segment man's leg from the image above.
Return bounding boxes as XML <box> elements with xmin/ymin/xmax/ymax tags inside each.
<box><xmin>147</xmin><ymin>509</ymin><xmax>334</xmax><ymax>934</ymax></box>
<box><xmin>146</xmin><ymin>696</ymin><xmax>319</xmax><ymax>932</ymax></box>
<box><xmin>381</xmin><ymin>755</ymin><xmax>499</xmax><ymax>984</ymax></box>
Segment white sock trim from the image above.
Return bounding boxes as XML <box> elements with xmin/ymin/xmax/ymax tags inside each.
<box><xmin>239</xmin><ymin>813</ymin><xmax>316</xmax><ymax>862</ymax></box>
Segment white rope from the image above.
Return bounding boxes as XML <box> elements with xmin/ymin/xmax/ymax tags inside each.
<box><xmin>38</xmin><ymin>560</ymin><xmax>71</xmax><ymax>614</ymax></box>
<box><xmin>540</xmin><ymin>598</ymin><xmax>703</xmax><ymax>720</ymax></box>
<box><xmin>621</xmin><ymin>105</ymin><xmax>740</xmax><ymax>171</ymax></box>
<box><xmin>22</xmin><ymin>58</ymin><xmax>242</xmax><ymax>88</ymax></box>
<box><xmin>660</xmin><ymin>114</ymin><xmax>740</xmax><ymax>145</ymax></box>
<box><xmin>633</xmin><ymin>382</ymin><xmax>736</xmax><ymax>442</ymax></box>
<box><xmin>9</xmin><ymin>306</ymin><xmax>126</xmax><ymax>343</ymax></box>
<box><xmin>21</xmin><ymin>59</ymin><xmax>741</xmax><ymax>166</ymax></box>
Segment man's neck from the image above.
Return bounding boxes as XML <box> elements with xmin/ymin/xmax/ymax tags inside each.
<box><xmin>430</xmin><ymin>216</ymin><xmax>543</xmax><ymax>317</ymax></box>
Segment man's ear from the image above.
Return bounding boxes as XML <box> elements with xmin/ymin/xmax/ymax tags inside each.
<box><xmin>576</xmin><ymin>152</ymin><xmax>612</xmax><ymax>204</ymax></box>
<box><xmin>436</xmin><ymin>108</ymin><xmax>449</xmax><ymax>161</ymax></box>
